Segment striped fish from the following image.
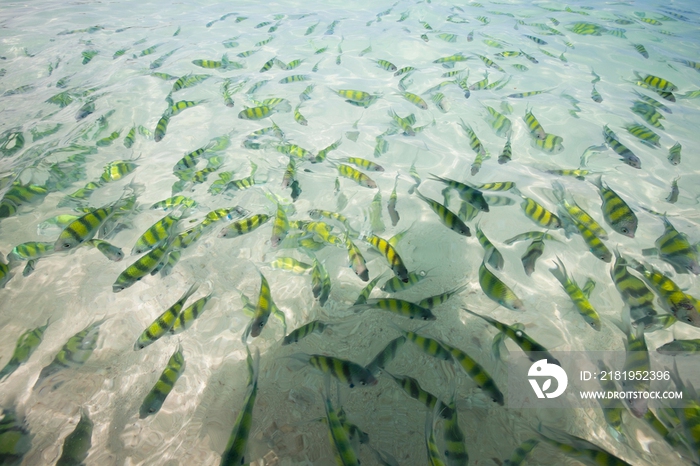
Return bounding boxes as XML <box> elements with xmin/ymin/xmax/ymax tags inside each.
<box><xmin>282</xmin><ymin>320</ymin><xmax>327</xmax><ymax>345</ymax></box>
<box><xmin>668</xmin><ymin>142</ymin><xmax>681</xmax><ymax>165</ymax></box>
<box><xmin>134</xmin><ymin>283</ymin><xmax>199</xmax><ymax>350</ymax></box>
<box><xmin>550</xmin><ymin>257</ymin><xmax>601</xmax><ymax>330</ymax></box>
<box><xmin>361</xmin><ymin>233</ymin><xmax>409</xmax><ymax>282</ymax></box>
<box><xmin>415</xmin><ymin>190</ymin><xmax>470</xmax><ymax>236</ymax></box>
<box><xmin>426</xmin><ymin>408</ymin><xmax>446</xmax><ymax>466</ymax></box>
<box><xmin>441</xmin><ymin>341</ymin><xmax>504</xmax><ymax>405</ymax></box>
<box><xmin>322</xmin><ymin>376</ymin><xmax>361</xmax><ymax>466</ymax></box>
<box><xmin>354</xmin><ymin>275</ymin><xmax>383</xmax><ymax>305</ymax></box>
<box><xmin>442</xmin><ymin>396</ymin><xmax>468</xmax><ymax>466</ymax></box>
<box><xmin>386</xmin><ymin>372</ymin><xmax>452</xmax><ymax>419</ymax></box>
<box><xmin>363</xmin><ymin>335</ymin><xmax>405</xmax><ymax>378</ymax></box>
<box><xmin>631</xmin><ymin>101</ymin><xmax>665</xmax><ymax>129</ymax></box>
<box><xmin>463</xmin><ymin>308</ymin><xmax>559</xmax><ymax>365</ymax></box>
<box><xmin>131</xmin><ymin>212</ymin><xmax>181</xmax><ymax>255</ymax></box>
<box><xmin>0</xmin><ymin>320</ymin><xmax>50</xmax><ymax>380</ymax></box>
<box><xmin>353</xmin><ymin>298</ymin><xmax>435</xmax><ymax>320</ymax></box>
<box><xmin>390</xmin><ymin>323</ymin><xmax>452</xmax><ymax>361</ymax></box>
<box><xmin>289</xmin><ymin>353</ymin><xmax>377</xmax><ymax>387</ymax></box>
<box><xmin>479</xmin><ymin>261</ymin><xmax>525</xmax><ymax>311</ymax></box>
<box><xmin>0</xmin><ymin>406</ymin><xmax>32</xmax><ymax>464</ymax></box>
<box><xmin>113</xmin><ymin>239</ymin><xmax>173</xmax><ymax>292</ymax></box>
<box><xmin>633</xmin><ymin>43</ymin><xmax>649</xmax><ymax>58</ymax></box>
<box><xmin>34</xmin><ymin>319</ymin><xmax>104</xmax><ymax>390</ymax></box>
<box><xmin>657</xmin><ymin>339</ymin><xmax>700</xmax><ymax>355</ymax></box>
<box><xmin>54</xmin><ymin>196</ymin><xmax>130</xmax><ymax>251</ymax></box>
<box><xmin>418</xmin><ymin>285</ymin><xmax>466</xmax><ymax>309</ymax></box>
<box><xmin>624</xmin><ymin>123</ymin><xmax>660</xmax><ymax>148</ymax></box>
<box><xmin>531</xmin><ymin>133</ymin><xmax>564</xmax><ymax>154</ymax></box>
<box><xmin>56</xmin><ymin>407</ymin><xmax>93</xmax><ymax>465</ymax></box>
<box><xmin>249</xmin><ymin>271</ymin><xmax>275</xmax><ymax>338</ymax></box>
<box><xmin>521</xmin><ymin>239</ymin><xmax>545</xmax><ymax>276</ymax></box>
<box><xmin>139</xmin><ymin>345</ymin><xmax>186</xmax><ymax>418</ymax></box>
<box><xmin>519</xmin><ymin>195</ymin><xmax>561</xmax><ymax>229</ymax></box>
<box><xmin>221</xmin><ymin>347</ymin><xmax>260</xmax><ymax>466</ymax></box>
<box><xmin>631</xmin><ymin>260</ymin><xmax>699</xmax><ymax>325</ymax></box>
<box><xmin>502</xmin><ymin>438</ymin><xmax>540</xmax><ymax>465</ymax></box>
<box><xmin>536</xmin><ymin>425</ymin><xmax>632</xmax><ymax>465</ymax></box>
<box><xmin>655</xmin><ymin>217</ymin><xmax>700</xmax><ymax>274</ymax></box>
<box><xmin>484</xmin><ymin>105</ymin><xmax>512</xmax><ymax>137</ymax></box>
<box><xmin>522</xmin><ymin>109</ymin><xmax>546</xmax><ymax>139</ymax></box>
<box><xmin>475</xmin><ymin>225</ymin><xmax>504</xmax><ymax>270</ymax></box>
<box><xmin>590</xmin><ymin>176</ymin><xmax>637</xmax><ymax>238</ymax></box>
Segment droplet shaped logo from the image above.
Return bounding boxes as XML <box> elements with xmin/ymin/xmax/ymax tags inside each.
<box><xmin>528</xmin><ymin>359</ymin><xmax>568</xmax><ymax>399</ymax></box>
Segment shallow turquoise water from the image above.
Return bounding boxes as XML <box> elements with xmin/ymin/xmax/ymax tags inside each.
<box><xmin>1</xmin><ymin>0</ymin><xmax>700</xmax><ymax>465</ymax></box>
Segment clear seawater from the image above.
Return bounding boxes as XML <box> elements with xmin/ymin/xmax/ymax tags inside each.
<box><xmin>1</xmin><ymin>0</ymin><xmax>699</xmax><ymax>464</ymax></box>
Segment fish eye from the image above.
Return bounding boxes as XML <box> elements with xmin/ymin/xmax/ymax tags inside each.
<box><xmin>63</xmin><ymin>243</ymin><xmax>71</xmax><ymax>248</ymax></box>
<box><xmin>621</xmin><ymin>228</ymin><xmax>628</xmax><ymax>234</ymax></box>
<box><xmin>259</xmin><ymin>322</ymin><xmax>265</xmax><ymax>328</ymax></box>
<box><xmin>360</xmin><ymin>380</ymin><xmax>366</xmax><ymax>386</ymax></box>
<box><xmin>349</xmin><ymin>383</ymin><xmax>355</xmax><ymax>388</ymax></box>
<box><xmin>686</xmin><ymin>317</ymin><xmax>693</xmax><ymax>323</ymax></box>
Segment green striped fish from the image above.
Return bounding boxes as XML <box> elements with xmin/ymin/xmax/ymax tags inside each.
<box><xmin>624</xmin><ymin>122</ymin><xmax>660</xmax><ymax>148</ymax></box>
<box><xmin>483</xmin><ymin>105</ymin><xmax>512</xmax><ymax>137</ymax></box>
<box><xmin>657</xmin><ymin>339</ymin><xmax>700</xmax><ymax>355</ymax></box>
<box><xmin>536</xmin><ymin>425</ymin><xmax>632</xmax><ymax>465</ymax></box>
<box><xmin>56</xmin><ymin>407</ymin><xmax>93</xmax><ymax>466</ymax></box>
<box><xmin>289</xmin><ymin>353</ymin><xmax>377</xmax><ymax>387</ymax></box>
<box><xmin>0</xmin><ymin>405</ymin><xmax>32</xmax><ymax>464</ymax></box>
<box><xmin>54</xmin><ymin>196</ymin><xmax>130</xmax><ymax>251</ymax></box>
<box><xmin>34</xmin><ymin>319</ymin><xmax>104</xmax><ymax>390</ymax></box>
<box><xmin>519</xmin><ymin>195</ymin><xmax>561</xmax><ymax>229</ymax></box>
<box><xmin>656</xmin><ymin>217</ymin><xmax>700</xmax><ymax>274</ymax></box>
<box><xmin>442</xmin><ymin>396</ymin><xmax>468</xmax><ymax>466</ymax></box>
<box><xmin>463</xmin><ymin>308</ymin><xmax>559</xmax><ymax>365</ymax></box>
<box><xmin>479</xmin><ymin>261</ymin><xmax>525</xmax><ymax>311</ymax></box>
<box><xmin>322</xmin><ymin>376</ymin><xmax>361</xmax><ymax>466</ymax></box>
<box><xmin>522</xmin><ymin>109</ymin><xmax>546</xmax><ymax>139</ymax></box>
<box><xmin>113</xmin><ymin>239</ymin><xmax>172</xmax><ymax>292</ymax></box>
<box><xmin>132</xmin><ymin>212</ymin><xmax>181</xmax><ymax>255</ymax></box>
<box><xmin>631</xmin><ymin>101</ymin><xmax>665</xmax><ymax>129</ymax></box>
<box><xmin>550</xmin><ymin>257</ymin><xmax>601</xmax><ymax>330</ymax></box>
<box><xmin>386</xmin><ymin>372</ymin><xmax>451</xmax><ymax>419</ymax></box>
<box><xmin>352</xmin><ymin>298</ymin><xmax>435</xmax><ymax>320</ymax></box>
<box><xmin>390</xmin><ymin>323</ymin><xmax>452</xmax><ymax>361</ymax></box>
<box><xmin>591</xmin><ymin>176</ymin><xmax>637</xmax><ymax>238</ymax></box>
<box><xmin>220</xmin><ymin>347</ymin><xmax>260</xmax><ymax>466</ymax></box>
<box><xmin>552</xmin><ymin>181</ymin><xmax>608</xmax><ymax>239</ymax></box>
<box><xmin>365</xmin><ymin>336</ymin><xmax>406</xmax><ymax>377</ymax></box>
<box><xmin>615</xmin><ymin>318</ymin><xmax>650</xmax><ymax>417</ymax></box>
<box><xmin>362</xmin><ymin>234</ymin><xmax>409</xmax><ymax>282</ymax></box>
<box><xmin>374</xmin><ymin>59</ymin><xmax>397</xmax><ymax>71</ymax></box>
<box><xmin>441</xmin><ymin>341</ymin><xmax>504</xmax><ymax>405</ymax></box>
<box><xmin>475</xmin><ymin>224</ymin><xmax>504</xmax><ymax>270</ymax></box>
<box><xmin>170</xmin><ymin>291</ymin><xmax>213</xmax><ymax>334</ymax></box>
<box><xmin>458</xmin><ymin>119</ymin><xmax>486</xmax><ymax>155</ymax></box>
<box><xmin>417</xmin><ymin>285</ymin><xmax>466</xmax><ymax>309</ymax></box>
<box><xmin>134</xmin><ymin>283</ymin><xmax>199</xmax><ymax>350</ymax></box>
<box><xmin>415</xmin><ymin>190</ymin><xmax>470</xmax><ymax>236</ymax></box>
<box><xmin>249</xmin><ymin>271</ymin><xmax>276</xmax><ymax>338</ymax></box>
<box><xmin>634</xmin><ymin>72</ymin><xmax>677</xmax><ymax>92</ymax></box>
<box><xmin>139</xmin><ymin>345</ymin><xmax>186</xmax><ymax>418</ymax></box>
<box><xmin>354</xmin><ymin>275</ymin><xmax>383</xmax><ymax>305</ymax></box>
<box><xmin>668</xmin><ymin>142</ymin><xmax>681</xmax><ymax>165</ymax></box>
<box><xmin>502</xmin><ymin>438</ymin><xmax>540</xmax><ymax>465</ymax></box>
<box><xmin>426</xmin><ymin>408</ymin><xmax>446</xmax><ymax>466</ymax></box>
<box><xmin>0</xmin><ymin>320</ymin><xmax>50</xmax><ymax>380</ymax></box>
<box><xmin>531</xmin><ymin>133</ymin><xmax>564</xmax><ymax>154</ymax></box>
<box><xmin>631</xmin><ymin>260</ymin><xmax>699</xmax><ymax>325</ymax></box>
<box><xmin>282</xmin><ymin>320</ymin><xmax>327</xmax><ymax>345</ymax></box>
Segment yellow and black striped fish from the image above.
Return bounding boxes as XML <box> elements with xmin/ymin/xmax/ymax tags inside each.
<box><xmin>479</xmin><ymin>261</ymin><xmax>525</xmax><ymax>311</ymax></box>
<box><xmin>134</xmin><ymin>283</ymin><xmax>199</xmax><ymax>350</ymax></box>
<box><xmin>549</xmin><ymin>257</ymin><xmax>601</xmax><ymax>330</ymax></box>
<box><xmin>139</xmin><ymin>345</ymin><xmax>186</xmax><ymax>418</ymax></box>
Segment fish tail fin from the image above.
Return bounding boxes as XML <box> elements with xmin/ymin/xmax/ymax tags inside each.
<box><xmin>548</xmin><ymin>256</ymin><xmax>568</xmax><ymax>283</ymax></box>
